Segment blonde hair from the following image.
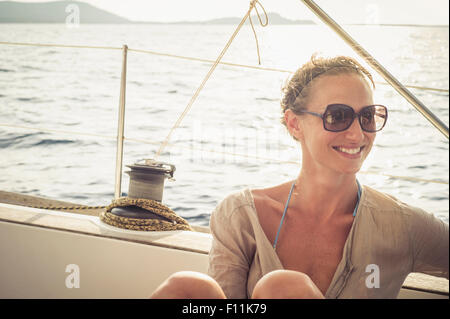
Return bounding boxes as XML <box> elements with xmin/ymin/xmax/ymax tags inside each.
<box><xmin>280</xmin><ymin>55</ymin><xmax>375</xmax><ymax>138</ymax></box>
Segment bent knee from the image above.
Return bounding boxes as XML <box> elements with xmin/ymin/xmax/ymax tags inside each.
<box><xmin>151</xmin><ymin>271</ymin><xmax>225</xmax><ymax>299</ymax></box>
<box><xmin>252</xmin><ymin>270</ymin><xmax>324</xmax><ymax>299</ymax></box>
<box><xmin>168</xmin><ymin>271</ymin><xmax>218</xmax><ymax>290</ymax></box>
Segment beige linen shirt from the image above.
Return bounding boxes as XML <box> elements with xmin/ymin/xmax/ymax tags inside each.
<box><xmin>207</xmin><ymin>185</ymin><xmax>449</xmax><ymax>299</ymax></box>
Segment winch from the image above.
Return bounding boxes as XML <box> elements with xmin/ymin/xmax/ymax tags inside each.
<box><xmin>126</xmin><ymin>159</ymin><xmax>176</xmax><ymax>202</ymax></box>
<box><xmin>108</xmin><ymin>159</ymin><xmax>177</xmax><ymax>221</ymax></box>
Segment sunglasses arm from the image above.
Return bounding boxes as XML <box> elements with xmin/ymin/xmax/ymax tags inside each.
<box><xmin>297</xmin><ymin>110</ymin><xmax>324</xmax><ymax>119</ymax></box>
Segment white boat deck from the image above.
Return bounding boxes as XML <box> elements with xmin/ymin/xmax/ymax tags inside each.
<box><xmin>0</xmin><ymin>202</ymin><xmax>448</xmax><ymax>299</ymax></box>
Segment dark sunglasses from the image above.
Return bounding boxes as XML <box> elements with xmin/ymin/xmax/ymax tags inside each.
<box><xmin>297</xmin><ymin>104</ymin><xmax>388</xmax><ymax>132</ymax></box>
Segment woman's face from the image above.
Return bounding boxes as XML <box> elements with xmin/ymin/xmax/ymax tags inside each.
<box><xmin>295</xmin><ymin>73</ymin><xmax>376</xmax><ymax>175</ymax></box>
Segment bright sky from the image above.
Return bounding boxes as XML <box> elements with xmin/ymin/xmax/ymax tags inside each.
<box><xmin>9</xmin><ymin>0</ymin><xmax>450</xmax><ymax>24</ymax></box>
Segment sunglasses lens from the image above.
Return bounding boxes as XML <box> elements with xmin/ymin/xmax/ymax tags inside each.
<box><xmin>323</xmin><ymin>104</ymin><xmax>388</xmax><ymax>132</ymax></box>
<box><xmin>324</xmin><ymin>104</ymin><xmax>354</xmax><ymax>131</ymax></box>
<box><xmin>360</xmin><ymin>105</ymin><xmax>387</xmax><ymax>132</ymax></box>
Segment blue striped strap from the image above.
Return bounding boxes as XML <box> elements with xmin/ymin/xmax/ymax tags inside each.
<box><xmin>273</xmin><ymin>181</ymin><xmax>296</xmax><ymax>250</ymax></box>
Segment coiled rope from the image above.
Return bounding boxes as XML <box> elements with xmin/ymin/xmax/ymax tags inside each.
<box><xmin>99</xmin><ymin>197</ymin><xmax>193</xmax><ymax>231</ymax></box>
<box><xmin>21</xmin><ymin>197</ymin><xmax>193</xmax><ymax>231</ymax></box>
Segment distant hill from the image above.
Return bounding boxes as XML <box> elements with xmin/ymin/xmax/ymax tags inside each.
<box><xmin>166</xmin><ymin>13</ymin><xmax>315</xmax><ymax>25</ymax></box>
<box><xmin>0</xmin><ymin>1</ymin><xmax>130</xmax><ymax>23</ymax></box>
<box><xmin>0</xmin><ymin>1</ymin><xmax>315</xmax><ymax>25</ymax></box>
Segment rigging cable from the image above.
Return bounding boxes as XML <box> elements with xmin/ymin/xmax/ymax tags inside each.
<box><xmin>154</xmin><ymin>0</ymin><xmax>269</xmax><ymax>159</ymax></box>
<box><xmin>0</xmin><ymin>43</ymin><xmax>447</xmax><ymax>93</ymax></box>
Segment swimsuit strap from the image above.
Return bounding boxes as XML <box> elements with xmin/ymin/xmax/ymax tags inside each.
<box><xmin>273</xmin><ymin>181</ymin><xmax>296</xmax><ymax>250</ymax></box>
<box><xmin>272</xmin><ymin>179</ymin><xmax>362</xmax><ymax>250</ymax></box>
<box><xmin>353</xmin><ymin>179</ymin><xmax>362</xmax><ymax>217</ymax></box>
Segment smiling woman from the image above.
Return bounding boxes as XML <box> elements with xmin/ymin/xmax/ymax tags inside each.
<box><xmin>150</xmin><ymin>54</ymin><xmax>449</xmax><ymax>299</ymax></box>
<box><xmin>283</xmin><ymin>56</ymin><xmax>378</xmax><ymax>175</ymax></box>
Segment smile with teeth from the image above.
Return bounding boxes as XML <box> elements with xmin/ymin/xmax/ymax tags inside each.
<box><xmin>334</xmin><ymin>146</ymin><xmax>363</xmax><ymax>155</ymax></box>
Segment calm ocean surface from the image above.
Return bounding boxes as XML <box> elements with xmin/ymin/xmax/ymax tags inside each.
<box><xmin>0</xmin><ymin>24</ymin><xmax>448</xmax><ymax>225</ymax></box>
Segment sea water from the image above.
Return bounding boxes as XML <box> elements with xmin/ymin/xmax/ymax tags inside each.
<box><xmin>0</xmin><ymin>24</ymin><xmax>448</xmax><ymax>225</ymax></box>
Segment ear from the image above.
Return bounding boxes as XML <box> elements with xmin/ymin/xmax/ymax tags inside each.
<box><xmin>284</xmin><ymin>109</ymin><xmax>303</xmax><ymax>141</ymax></box>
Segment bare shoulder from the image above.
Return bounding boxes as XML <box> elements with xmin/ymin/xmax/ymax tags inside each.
<box><xmin>250</xmin><ymin>181</ymin><xmax>294</xmax><ymax>244</ymax></box>
<box><xmin>251</xmin><ymin>181</ymin><xmax>294</xmax><ymax>216</ymax></box>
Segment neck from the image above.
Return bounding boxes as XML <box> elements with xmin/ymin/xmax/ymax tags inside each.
<box><xmin>291</xmin><ymin>169</ymin><xmax>359</xmax><ymax>221</ymax></box>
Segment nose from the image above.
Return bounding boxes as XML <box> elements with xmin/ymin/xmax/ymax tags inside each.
<box><xmin>344</xmin><ymin>117</ymin><xmax>365</xmax><ymax>142</ymax></box>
